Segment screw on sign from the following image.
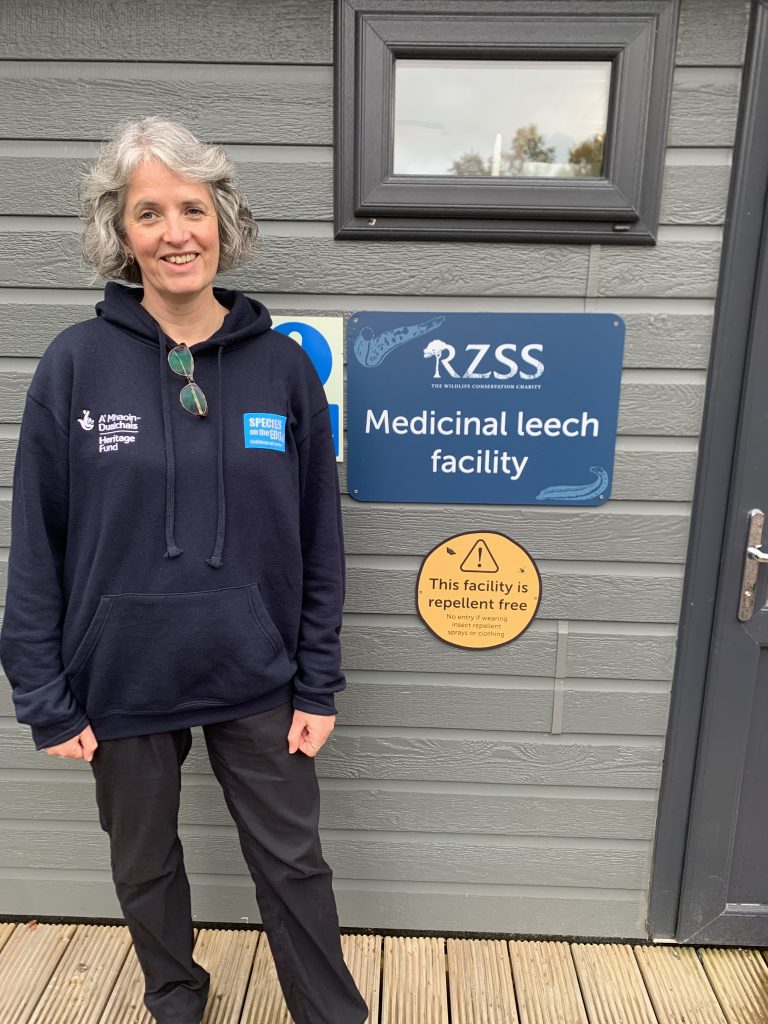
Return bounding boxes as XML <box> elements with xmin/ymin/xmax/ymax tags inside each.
<box><xmin>416</xmin><ymin>531</ymin><xmax>541</xmax><ymax>650</ymax></box>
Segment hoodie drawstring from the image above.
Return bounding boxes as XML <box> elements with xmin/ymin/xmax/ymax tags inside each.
<box><xmin>158</xmin><ymin>331</ymin><xmax>226</xmax><ymax>568</ymax></box>
<box><xmin>158</xmin><ymin>328</ymin><xmax>183</xmax><ymax>560</ymax></box>
<box><xmin>206</xmin><ymin>345</ymin><xmax>226</xmax><ymax>569</ymax></box>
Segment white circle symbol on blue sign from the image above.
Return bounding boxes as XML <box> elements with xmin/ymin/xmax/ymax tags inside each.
<box><xmin>274</xmin><ymin>321</ymin><xmax>333</xmax><ymax>385</ymax></box>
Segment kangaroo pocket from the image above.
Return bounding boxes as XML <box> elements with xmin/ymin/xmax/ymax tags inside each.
<box><xmin>66</xmin><ymin>585</ymin><xmax>292</xmax><ymax>719</ymax></box>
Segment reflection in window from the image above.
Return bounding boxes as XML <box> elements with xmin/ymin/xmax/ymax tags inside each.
<box><xmin>393</xmin><ymin>60</ymin><xmax>611</xmax><ymax>178</ymax></box>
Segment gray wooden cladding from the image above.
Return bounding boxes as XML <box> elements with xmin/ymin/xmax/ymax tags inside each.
<box><xmin>0</xmin><ymin>877</ymin><xmax>647</xmax><ymax>938</ymax></box>
<box><xmin>0</xmin><ymin>232</ymin><xmax>723</xmax><ymax>297</ymax></box>
<box><xmin>0</xmin><ymin>825</ymin><xmax>650</xmax><ymax>888</ymax></box>
<box><xmin>0</xmin><ymin>0</ymin><xmax>748</xmax><ymax>68</ymax></box>
<box><xmin>0</xmin><ymin>307</ymin><xmax>716</xmax><ymax>370</ymax></box>
<box><xmin>341</xmin><ymin>506</ymin><xmax>690</xmax><ymax>562</ymax></box>
<box><xmin>676</xmin><ymin>0</ymin><xmax>750</xmax><ymax>66</ymax></box>
<box><xmin>0</xmin><ymin>499</ymin><xmax>690</xmax><ymax>560</ymax></box>
<box><xmin>0</xmin><ymin>62</ymin><xmax>739</xmax><ymax>149</ymax></box>
<box><xmin>0</xmin><ymin>156</ymin><xmax>727</xmax><ymax>226</ymax></box>
<box><xmin>0</xmin><ymin>0</ymin><xmax>333</xmax><ymax>64</ymax></box>
<box><xmin>338</xmin><ymin>622</ymin><xmax>675</xmax><ymax>681</ymax></box>
<box><xmin>1</xmin><ymin>776</ymin><xmax>659</xmax><ymax>839</ymax></box>
<box><xmin>0</xmin><ymin>723</ymin><xmax>665</xmax><ymax>787</ymax></box>
<box><xmin>0</xmin><ymin>676</ymin><xmax>672</xmax><ymax>735</ymax></box>
<box><xmin>0</xmin><ymin>63</ymin><xmax>332</xmax><ymax>145</ymax></box>
<box><xmin>0</xmin><ymin>156</ymin><xmax>334</xmax><ymax>222</ymax></box>
<box><xmin>2</xmin><ymin>230</ymin><xmax>591</xmax><ymax>295</ymax></box>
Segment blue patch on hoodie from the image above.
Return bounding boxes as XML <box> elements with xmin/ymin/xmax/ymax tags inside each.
<box><xmin>243</xmin><ymin>413</ymin><xmax>286</xmax><ymax>451</ymax></box>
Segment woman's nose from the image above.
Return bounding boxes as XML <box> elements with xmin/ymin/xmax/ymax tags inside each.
<box><xmin>162</xmin><ymin>215</ymin><xmax>190</xmax><ymax>245</ymax></box>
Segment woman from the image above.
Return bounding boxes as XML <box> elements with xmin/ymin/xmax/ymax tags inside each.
<box><xmin>0</xmin><ymin>118</ymin><xmax>368</xmax><ymax>1024</ymax></box>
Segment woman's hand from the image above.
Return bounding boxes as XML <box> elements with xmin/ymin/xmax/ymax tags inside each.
<box><xmin>287</xmin><ymin>710</ymin><xmax>335</xmax><ymax>758</ymax></box>
<box><xmin>44</xmin><ymin>725</ymin><xmax>98</xmax><ymax>762</ymax></box>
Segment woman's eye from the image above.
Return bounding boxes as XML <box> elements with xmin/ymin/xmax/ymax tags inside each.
<box><xmin>186</xmin><ymin>207</ymin><xmax>205</xmax><ymax>216</ymax></box>
<box><xmin>138</xmin><ymin>210</ymin><xmax>157</xmax><ymax>221</ymax></box>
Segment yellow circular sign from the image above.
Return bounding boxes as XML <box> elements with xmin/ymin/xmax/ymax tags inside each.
<box><xmin>416</xmin><ymin>531</ymin><xmax>541</xmax><ymax>649</ymax></box>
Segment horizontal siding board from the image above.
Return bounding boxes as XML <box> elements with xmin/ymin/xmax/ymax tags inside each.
<box><xmin>675</xmin><ymin>0</ymin><xmax>750</xmax><ymax>66</ymax></box>
<box><xmin>0</xmin><ymin>63</ymin><xmax>736</xmax><ymax>151</ymax></box>
<box><xmin>1</xmin><ymin>159</ymin><xmax>726</xmax><ymax>227</ymax></box>
<box><xmin>1</xmin><ymin>779</ymin><xmax>659</xmax><ymax>838</ymax></box>
<box><xmin>341</xmin><ymin>623</ymin><xmax>675</xmax><ymax>680</ymax></box>
<box><xmin>0</xmin><ymin>876</ymin><xmax>648</xmax><ymax>936</ymax></box>
<box><xmin>565</xmin><ymin>629</ymin><xmax>675</xmax><ymax>680</ymax></box>
<box><xmin>659</xmin><ymin>165</ymin><xmax>730</xmax><ymax>225</ymax></box>
<box><xmin>668</xmin><ymin>71</ymin><xmax>740</xmax><ymax>147</ymax></box>
<box><xmin>0</xmin><ymin>503</ymin><xmax>691</xmax><ymax>560</ymax></box>
<box><xmin>341</xmin><ymin>507</ymin><xmax>690</xmax><ymax>562</ymax></box>
<box><xmin>344</xmin><ymin>567</ymin><xmax>683</xmax><ymax>622</ymax></box>
<box><xmin>7</xmin><ymin>0</ymin><xmax>747</xmax><ymax>70</ymax></box>
<box><xmin>0</xmin><ymin>63</ymin><xmax>333</xmax><ymax>144</ymax></box>
<box><xmin>0</xmin><ymin>725</ymin><xmax>664</xmax><ymax>787</ymax></box>
<box><xmin>0</xmin><ymin>676</ymin><xmax>670</xmax><ymax>735</ymax></box>
<box><xmin>339</xmin><ymin>679</ymin><xmax>553</xmax><ymax>731</ymax></box>
<box><xmin>0</xmin><ymin>232</ymin><xmax>590</xmax><ymax>296</ymax></box>
<box><xmin>0</xmin><ymin>0</ymin><xmax>334</xmax><ymax>63</ymax></box>
<box><xmin>0</xmin><ymin>307</ymin><xmax>716</xmax><ymax>370</ymax></box>
<box><xmin>562</xmin><ymin>689</ymin><xmax>670</xmax><ymax>736</ymax></box>
<box><xmin>611</xmin><ymin>450</ymin><xmax>697</xmax><ymax>502</ymax></box>
<box><xmin>0</xmin><ymin>156</ymin><xmax>333</xmax><ymax>221</ymax></box>
<box><xmin>620</xmin><ymin>314</ymin><xmax>713</xmax><ymax>369</ymax></box>
<box><xmin>617</xmin><ymin>382</ymin><xmax>704</xmax><ymax>435</ymax></box>
<box><xmin>598</xmin><ymin>242</ymin><xmax>721</xmax><ymax>298</ymax></box>
<box><xmin>0</xmin><ymin>827</ymin><xmax>649</xmax><ymax>888</ymax></box>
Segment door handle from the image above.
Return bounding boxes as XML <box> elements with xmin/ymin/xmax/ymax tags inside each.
<box><xmin>739</xmin><ymin>509</ymin><xmax>767</xmax><ymax>620</ymax></box>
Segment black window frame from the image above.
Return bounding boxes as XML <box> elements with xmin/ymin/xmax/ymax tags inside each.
<box><xmin>334</xmin><ymin>0</ymin><xmax>679</xmax><ymax>244</ymax></box>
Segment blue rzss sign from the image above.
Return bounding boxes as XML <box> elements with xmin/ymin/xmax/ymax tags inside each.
<box><xmin>347</xmin><ymin>312</ymin><xmax>625</xmax><ymax>506</ymax></box>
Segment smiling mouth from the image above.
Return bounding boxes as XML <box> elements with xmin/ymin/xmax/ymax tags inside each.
<box><xmin>162</xmin><ymin>254</ymin><xmax>198</xmax><ymax>264</ymax></box>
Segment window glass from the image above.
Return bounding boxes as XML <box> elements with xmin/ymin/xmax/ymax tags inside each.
<box><xmin>393</xmin><ymin>59</ymin><xmax>612</xmax><ymax>178</ymax></box>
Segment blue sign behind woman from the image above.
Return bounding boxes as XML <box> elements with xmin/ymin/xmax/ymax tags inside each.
<box><xmin>348</xmin><ymin>311</ymin><xmax>625</xmax><ymax>506</ymax></box>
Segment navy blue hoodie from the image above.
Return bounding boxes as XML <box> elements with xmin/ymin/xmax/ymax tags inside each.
<box><xmin>0</xmin><ymin>283</ymin><xmax>346</xmax><ymax>749</ymax></box>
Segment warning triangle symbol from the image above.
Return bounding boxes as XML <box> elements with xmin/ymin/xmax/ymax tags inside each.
<box><xmin>460</xmin><ymin>539</ymin><xmax>500</xmax><ymax>573</ymax></box>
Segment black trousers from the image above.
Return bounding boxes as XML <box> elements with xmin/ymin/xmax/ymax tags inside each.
<box><xmin>90</xmin><ymin>702</ymin><xmax>368</xmax><ymax>1024</ymax></box>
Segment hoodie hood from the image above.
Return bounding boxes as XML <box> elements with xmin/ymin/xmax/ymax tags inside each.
<box><xmin>96</xmin><ymin>282</ymin><xmax>274</xmax><ymax>568</ymax></box>
<box><xmin>95</xmin><ymin>281</ymin><xmax>273</xmax><ymax>351</ymax></box>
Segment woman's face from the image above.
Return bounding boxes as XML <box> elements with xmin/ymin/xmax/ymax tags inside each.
<box><xmin>121</xmin><ymin>159</ymin><xmax>220</xmax><ymax>308</ymax></box>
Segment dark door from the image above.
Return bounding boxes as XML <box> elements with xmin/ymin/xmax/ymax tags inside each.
<box><xmin>675</xmin><ymin>5</ymin><xmax>768</xmax><ymax>943</ymax></box>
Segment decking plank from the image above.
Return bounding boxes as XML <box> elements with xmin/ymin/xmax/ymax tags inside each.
<box><xmin>447</xmin><ymin>938</ymin><xmax>518</xmax><ymax>1024</ymax></box>
<box><xmin>382</xmin><ymin>936</ymin><xmax>449</xmax><ymax>1024</ymax></box>
<box><xmin>0</xmin><ymin>922</ymin><xmax>17</xmax><ymax>955</ymax></box>
<box><xmin>508</xmin><ymin>941</ymin><xmax>589</xmax><ymax>1024</ymax></box>
<box><xmin>634</xmin><ymin>945</ymin><xmax>727</xmax><ymax>1024</ymax></box>
<box><xmin>27</xmin><ymin>923</ymin><xmax>132</xmax><ymax>1024</ymax></box>
<box><xmin>0</xmin><ymin>922</ymin><xmax>77</xmax><ymax>1024</ymax></box>
<box><xmin>342</xmin><ymin>932</ymin><xmax>382</xmax><ymax>1024</ymax></box>
<box><xmin>239</xmin><ymin>933</ymin><xmax>291</xmax><ymax>1024</ymax></box>
<box><xmin>194</xmin><ymin>928</ymin><xmax>259</xmax><ymax>1024</ymax></box>
<box><xmin>571</xmin><ymin>943</ymin><xmax>657</xmax><ymax>1024</ymax></box>
<box><xmin>97</xmin><ymin>928</ymin><xmax>199</xmax><ymax>1024</ymax></box>
<box><xmin>95</xmin><ymin>944</ymin><xmax>152</xmax><ymax>1024</ymax></box>
<box><xmin>698</xmin><ymin>947</ymin><xmax>768</xmax><ymax>1024</ymax></box>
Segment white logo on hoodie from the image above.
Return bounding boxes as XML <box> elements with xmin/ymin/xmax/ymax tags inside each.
<box><xmin>77</xmin><ymin>410</ymin><xmax>95</xmax><ymax>431</ymax></box>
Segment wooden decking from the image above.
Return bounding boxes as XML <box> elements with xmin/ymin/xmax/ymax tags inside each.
<box><xmin>1</xmin><ymin>921</ymin><xmax>768</xmax><ymax>1023</ymax></box>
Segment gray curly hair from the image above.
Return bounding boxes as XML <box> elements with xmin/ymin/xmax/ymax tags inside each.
<box><xmin>80</xmin><ymin>117</ymin><xmax>257</xmax><ymax>284</ymax></box>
